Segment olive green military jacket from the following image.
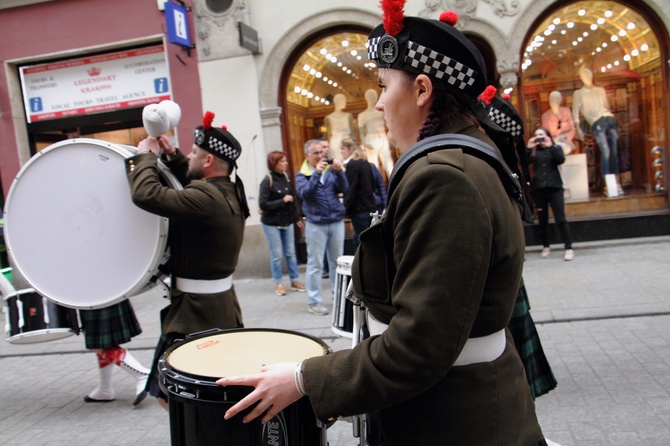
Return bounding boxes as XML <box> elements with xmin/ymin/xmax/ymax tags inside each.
<box><xmin>125</xmin><ymin>151</ymin><xmax>245</xmax><ymax>333</ymax></box>
<box><xmin>302</xmin><ymin>124</ymin><xmax>544</xmax><ymax>445</ymax></box>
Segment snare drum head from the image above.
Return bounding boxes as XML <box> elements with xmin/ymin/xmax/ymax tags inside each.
<box><xmin>166</xmin><ymin>329</ymin><xmax>329</xmax><ymax>379</ymax></box>
<box><xmin>4</xmin><ymin>138</ymin><xmax>172</xmax><ymax>309</ymax></box>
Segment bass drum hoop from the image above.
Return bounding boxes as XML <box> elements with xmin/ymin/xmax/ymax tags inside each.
<box><xmin>4</xmin><ymin>138</ymin><xmax>181</xmax><ymax>309</ymax></box>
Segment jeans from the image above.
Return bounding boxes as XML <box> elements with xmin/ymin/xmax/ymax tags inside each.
<box><xmin>262</xmin><ymin>224</ymin><xmax>299</xmax><ymax>284</ymax></box>
<box><xmin>535</xmin><ymin>187</ymin><xmax>573</xmax><ymax>249</ymax></box>
<box><xmin>592</xmin><ymin>115</ymin><xmax>619</xmax><ymax>176</ymax></box>
<box><xmin>305</xmin><ymin>220</ymin><xmax>344</xmax><ymax>307</ymax></box>
<box><xmin>350</xmin><ymin>211</ymin><xmax>372</xmax><ymax>248</ymax></box>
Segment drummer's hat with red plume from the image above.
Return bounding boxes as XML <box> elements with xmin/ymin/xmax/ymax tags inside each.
<box><xmin>367</xmin><ymin>1</ymin><xmax>487</xmax><ymax>99</ymax></box>
<box><xmin>193</xmin><ymin>111</ymin><xmax>242</xmax><ymax>168</ymax></box>
<box><xmin>479</xmin><ymin>86</ymin><xmax>525</xmax><ymax>140</ymax></box>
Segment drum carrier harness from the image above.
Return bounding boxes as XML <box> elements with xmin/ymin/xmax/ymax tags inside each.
<box><xmin>387</xmin><ymin>133</ymin><xmax>534</xmax><ymax>224</ymax></box>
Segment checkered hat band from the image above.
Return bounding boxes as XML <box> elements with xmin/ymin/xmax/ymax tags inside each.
<box><xmin>367</xmin><ymin>38</ymin><xmax>477</xmax><ymax>92</ymax></box>
<box><xmin>406</xmin><ymin>41</ymin><xmax>476</xmax><ymax>91</ymax></box>
<box><xmin>489</xmin><ymin>108</ymin><xmax>523</xmax><ymax>138</ymax></box>
<box><xmin>367</xmin><ymin>36</ymin><xmax>381</xmax><ymax>60</ymax></box>
<box><xmin>208</xmin><ymin>135</ymin><xmax>239</xmax><ymax>160</ymax></box>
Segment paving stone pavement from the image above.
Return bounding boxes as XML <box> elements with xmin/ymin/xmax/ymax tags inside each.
<box><xmin>1</xmin><ymin>237</ymin><xmax>669</xmax><ymax>445</ymax></box>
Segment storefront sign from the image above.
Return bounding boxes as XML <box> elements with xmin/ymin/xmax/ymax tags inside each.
<box><xmin>20</xmin><ymin>46</ymin><xmax>171</xmax><ymax>123</ymax></box>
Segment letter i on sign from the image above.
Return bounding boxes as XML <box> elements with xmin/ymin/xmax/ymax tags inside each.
<box><xmin>174</xmin><ymin>9</ymin><xmax>187</xmax><ymax>40</ymax></box>
<box><xmin>154</xmin><ymin>78</ymin><xmax>168</xmax><ymax>94</ymax></box>
<box><xmin>30</xmin><ymin>97</ymin><xmax>43</xmax><ymax>112</ymax></box>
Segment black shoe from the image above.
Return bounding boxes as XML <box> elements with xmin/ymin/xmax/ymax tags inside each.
<box><xmin>133</xmin><ymin>390</ymin><xmax>148</xmax><ymax>406</ymax></box>
<box><xmin>322</xmin><ymin>271</ymin><xmax>329</xmax><ymax>279</ymax></box>
<box><xmin>84</xmin><ymin>395</ymin><xmax>114</xmax><ymax>403</ymax></box>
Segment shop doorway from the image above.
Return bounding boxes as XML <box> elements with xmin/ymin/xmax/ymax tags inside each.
<box><xmin>27</xmin><ymin>108</ymin><xmax>147</xmax><ymax>155</ymax></box>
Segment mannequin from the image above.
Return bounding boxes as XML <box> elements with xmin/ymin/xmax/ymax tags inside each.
<box><xmin>541</xmin><ymin>91</ymin><xmax>576</xmax><ymax>155</ymax></box>
<box><xmin>324</xmin><ymin>94</ymin><xmax>356</xmax><ymax>159</ymax></box>
<box><xmin>358</xmin><ymin>89</ymin><xmax>394</xmax><ymax>177</ymax></box>
<box><xmin>572</xmin><ymin>67</ymin><xmax>621</xmax><ymax>192</ymax></box>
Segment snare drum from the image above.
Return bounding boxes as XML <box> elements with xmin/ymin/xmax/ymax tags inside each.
<box><xmin>4</xmin><ymin>138</ymin><xmax>181</xmax><ymax>309</ymax></box>
<box><xmin>159</xmin><ymin>328</ymin><xmax>330</xmax><ymax>446</ymax></box>
<box><xmin>332</xmin><ymin>255</ymin><xmax>355</xmax><ymax>338</ymax></box>
<box><xmin>4</xmin><ymin>288</ymin><xmax>79</xmax><ymax>344</ymax></box>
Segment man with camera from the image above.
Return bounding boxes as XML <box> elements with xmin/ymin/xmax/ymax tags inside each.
<box><xmin>296</xmin><ymin>139</ymin><xmax>349</xmax><ymax>315</ymax></box>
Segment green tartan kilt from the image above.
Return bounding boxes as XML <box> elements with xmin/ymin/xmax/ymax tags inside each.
<box><xmin>509</xmin><ymin>283</ymin><xmax>557</xmax><ymax>399</ymax></box>
<box><xmin>79</xmin><ymin>299</ymin><xmax>142</xmax><ymax>349</ymax></box>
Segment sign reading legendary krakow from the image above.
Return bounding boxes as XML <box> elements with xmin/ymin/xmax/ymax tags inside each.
<box><xmin>20</xmin><ymin>45</ymin><xmax>171</xmax><ymax>123</ymax></box>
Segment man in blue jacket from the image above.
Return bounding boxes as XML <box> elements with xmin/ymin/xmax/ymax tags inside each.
<box><xmin>296</xmin><ymin>139</ymin><xmax>349</xmax><ymax>315</ymax></box>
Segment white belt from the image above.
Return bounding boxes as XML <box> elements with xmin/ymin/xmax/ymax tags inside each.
<box><xmin>174</xmin><ymin>275</ymin><xmax>233</xmax><ymax>294</ymax></box>
<box><xmin>366</xmin><ymin>311</ymin><xmax>506</xmax><ymax>366</ymax></box>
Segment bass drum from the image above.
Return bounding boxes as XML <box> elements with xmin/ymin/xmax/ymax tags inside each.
<box><xmin>4</xmin><ymin>138</ymin><xmax>181</xmax><ymax>309</ymax></box>
<box><xmin>4</xmin><ymin>288</ymin><xmax>79</xmax><ymax>344</ymax></box>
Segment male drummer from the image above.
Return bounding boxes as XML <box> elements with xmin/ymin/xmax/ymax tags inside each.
<box><xmin>125</xmin><ymin>111</ymin><xmax>250</xmax><ymax>409</ymax></box>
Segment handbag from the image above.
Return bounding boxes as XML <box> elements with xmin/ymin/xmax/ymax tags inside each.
<box><xmin>557</xmin><ymin>165</ymin><xmax>571</xmax><ymax>199</ymax></box>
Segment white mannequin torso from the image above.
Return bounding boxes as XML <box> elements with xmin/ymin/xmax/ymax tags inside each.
<box><xmin>324</xmin><ymin>94</ymin><xmax>355</xmax><ymax>159</ymax></box>
<box><xmin>357</xmin><ymin>89</ymin><xmax>394</xmax><ymax>176</ymax></box>
<box><xmin>573</xmin><ymin>68</ymin><xmax>613</xmax><ymax>132</ymax></box>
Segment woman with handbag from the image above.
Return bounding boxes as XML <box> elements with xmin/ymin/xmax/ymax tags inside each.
<box><xmin>528</xmin><ymin>126</ymin><xmax>575</xmax><ymax>261</ymax></box>
<box><xmin>258</xmin><ymin>151</ymin><xmax>306</xmax><ymax>295</ymax></box>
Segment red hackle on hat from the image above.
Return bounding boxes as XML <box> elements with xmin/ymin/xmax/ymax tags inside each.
<box><xmin>381</xmin><ymin>0</ymin><xmax>406</xmax><ymax>37</ymax></box>
<box><xmin>439</xmin><ymin>10</ymin><xmax>458</xmax><ymax>26</ymax></box>
<box><xmin>202</xmin><ymin>111</ymin><xmax>215</xmax><ymax>131</ymax></box>
<box><xmin>479</xmin><ymin>85</ymin><xmax>498</xmax><ymax>105</ymax></box>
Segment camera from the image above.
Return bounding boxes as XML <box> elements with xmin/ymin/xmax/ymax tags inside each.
<box><xmin>535</xmin><ymin>137</ymin><xmax>546</xmax><ymax>143</ymax></box>
<box><xmin>324</xmin><ymin>158</ymin><xmax>334</xmax><ymax>164</ymax></box>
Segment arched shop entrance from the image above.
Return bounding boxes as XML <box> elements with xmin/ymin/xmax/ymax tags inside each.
<box><xmin>280</xmin><ymin>26</ymin><xmax>390</xmax><ymax>257</ymax></box>
<box><xmin>519</xmin><ymin>0</ymin><xmax>669</xmax><ymax>242</ymax></box>
<box><xmin>280</xmin><ymin>27</ymin><xmax>386</xmax><ymax>175</ymax></box>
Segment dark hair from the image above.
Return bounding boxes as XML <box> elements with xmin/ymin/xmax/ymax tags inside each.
<box><xmin>535</xmin><ymin>126</ymin><xmax>555</xmax><ymax>146</ymax></box>
<box><xmin>266</xmin><ymin>151</ymin><xmax>285</xmax><ymax>171</ymax></box>
<box><xmin>417</xmin><ymin>83</ymin><xmax>481</xmax><ymax>141</ymax></box>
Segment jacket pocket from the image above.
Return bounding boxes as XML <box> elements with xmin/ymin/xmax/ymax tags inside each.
<box><xmin>352</xmin><ymin>221</ymin><xmax>396</xmax><ymax>323</ymax></box>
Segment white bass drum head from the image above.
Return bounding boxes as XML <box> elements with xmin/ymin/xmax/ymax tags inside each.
<box><xmin>4</xmin><ymin>138</ymin><xmax>175</xmax><ymax>309</ymax></box>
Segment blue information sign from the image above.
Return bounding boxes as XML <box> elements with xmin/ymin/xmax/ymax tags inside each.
<box><xmin>165</xmin><ymin>2</ymin><xmax>191</xmax><ymax>48</ymax></box>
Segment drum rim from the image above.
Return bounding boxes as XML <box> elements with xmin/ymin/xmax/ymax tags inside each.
<box><xmin>3</xmin><ymin>287</ymin><xmax>36</xmax><ymax>300</ymax></box>
<box><xmin>7</xmin><ymin>328</ymin><xmax>75</xmax><ymax>344</ymax></box>
<box><xmin>3</xmin><ymin>138</ymin><xmax>178</xmax><ymax>309</ymax></box>
<box><xmin>160</xmin><ymin>328</ymin><xmax>330</xmax><ymax>384</ymax></box>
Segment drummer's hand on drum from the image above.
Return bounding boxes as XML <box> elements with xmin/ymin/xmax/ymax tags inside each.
<box><xmin>137</xmin><ymin>136</ymin><xmax>160</xmax><ymax>156</ymax></box>
<box><xmin>216</xmin><ymin>362</ymin><xmax>302</xmax><ymax>424</ymax></box>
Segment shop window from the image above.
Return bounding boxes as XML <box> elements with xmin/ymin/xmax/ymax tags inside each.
<box><xmin>282</xmin><ymin>30</ymin><xmax>381</xmax><ymax>171</ymax></box>
<box><xmin>521</xmin><ymin>1</ymin><xmax>666</xmax><ymax>208</ymax></box>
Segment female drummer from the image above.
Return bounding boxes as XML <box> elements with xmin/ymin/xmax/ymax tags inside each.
<box><xmin>217</xmin><ymin>3</ymin><xmax>546</xmax><ymax>444</ymax></box>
